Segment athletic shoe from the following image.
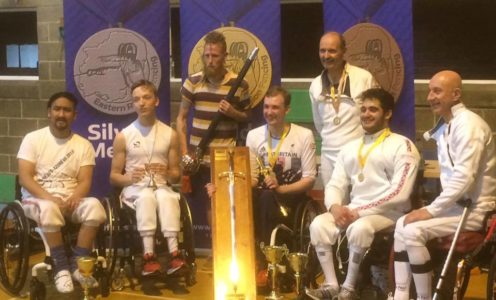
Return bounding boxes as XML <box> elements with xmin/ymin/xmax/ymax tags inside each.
<box><xmin>305</xmin><ymin>283</ymin><xmax>339</xmax><ymax>300</ymax></box>
<box><xmin>54</xmin><ymin>269</ymin><xmax>74</xmax><ymax>293</ymax></box>
<box><xmin>338</xmin><ymin>286</ymin><xmax>358</xmax><ymax>300</ymax></box>
<box><xmin>167</xmin><ymin>253</ymin><xmax>186</xmax><ymax>275</ymax></box>
<box><xmin>142</xmin><ymin>253</ymin><xmax>161</xmax><ymax>275</ymax></box>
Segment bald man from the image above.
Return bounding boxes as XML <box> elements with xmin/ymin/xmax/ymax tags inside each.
<box><xmin>309</xmin><ymin>31</ymin><xmax>378</xmax><ymax>186</ymax></box>
<box><xmin>392</xmin><ymin>71</ymin><xmax>496</xmax><ymax>300</ymax></box>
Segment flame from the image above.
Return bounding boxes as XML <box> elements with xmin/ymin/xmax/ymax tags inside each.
<box><xmin>229</xmin><ymin>259</ymin><xmax>240</xmax><ymax>287</ymax></box>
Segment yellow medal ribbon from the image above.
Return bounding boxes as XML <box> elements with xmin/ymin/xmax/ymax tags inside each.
<box><xmin>357</xmin><ymin>128</ymin><xmax>391</xmax><ymax>179</ymax></box>
<box><xmin>267</xmin><ymin>124</ymin><xmax>290</xmax><ymax>168</ymax></box>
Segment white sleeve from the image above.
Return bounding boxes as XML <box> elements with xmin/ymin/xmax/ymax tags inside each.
<box><xmin>17</xmin><ymin>132</ymin><xmax>37</xmax><ymax>162</ymax></box>
<box><xmin>426</xmin><ymin>120</ymin><xmax>486</xmax><ymax>216</ymax></box>
<box><xmin>325</xmin><ymin>149</ymin><xmax>350</xmax><ymax>210</ymax></box>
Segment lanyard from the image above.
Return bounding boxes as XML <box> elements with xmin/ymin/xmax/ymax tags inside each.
<box><xmin>357</xmin><ymin>128</ymin><xmax>390</xmax><ymax>177</ymax></box>
<box><xmin>267</xmin><ymin>124</ymin><xmax>289</xmax><ymax>168</ymax></box>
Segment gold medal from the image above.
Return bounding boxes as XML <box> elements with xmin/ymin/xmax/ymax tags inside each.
<box><xmin>333</xmin><ymin>116</ymin><xmax>341</xmax><ymax>125</ymax></box>
<box><xmin>358</xmin><ymin>173</ymin><xmax>364</xmax><ymax>182</ymax></box>
<box><xmin>188</xmin><ymin>26</ymin><xmax>272</xmax><ymax>108</ymax></box>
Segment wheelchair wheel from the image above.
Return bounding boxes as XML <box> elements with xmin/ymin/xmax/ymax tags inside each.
<box><xmin>95</xmin><ymin>197</ymin><xmax>118</xmax><ymax>284</ymax></box>
<box><xmin>178</xmin><ymin>194</ymin><xmax>196</xmax><ymax>286</ymax></box>
<box><xmin>294</xmin><ymin>199</ymin><xmax>324</xmax><ymax>253</ymax></box>
<box><xmin>488</xmin><ymin>254</ymin><xmax>496</xmax><ymax>300</ymax></box>
<box><xmin>452</xmin><ymin>259</ymin><xmax>472</xmax><ymax>299</ymax></box>
<box><xmin>0</xmin><ymin>202</ymin><xmax>30</xmax><ymax>295</ymax></box>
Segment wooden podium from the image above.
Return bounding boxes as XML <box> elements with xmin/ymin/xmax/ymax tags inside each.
<box><xmin>211</xmin><ymin>147</ymin><xmax>256</xmax><ymax>300</ymax></box>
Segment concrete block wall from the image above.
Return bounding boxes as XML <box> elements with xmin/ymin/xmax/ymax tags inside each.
<box><xmin>0</xmin><ymin>0</ymin><xmax>64</xmax><ymax>175</ymax></box>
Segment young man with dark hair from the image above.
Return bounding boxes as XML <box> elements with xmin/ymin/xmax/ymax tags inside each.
<box><xmin>19</xmin><ymin>91</ymin><xmax>106</xmax><ymax>293</ymax></box>
<box><xmin>306</xmin><ymin>88</ymin><xmax>420</xmax><ymax>300</ymax></box>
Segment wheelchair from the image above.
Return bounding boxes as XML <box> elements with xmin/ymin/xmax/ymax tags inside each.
<box><xmin>100</xmin><ymin>186</ymin><xmax>197</xmax><ymax>294</ymax></box>
<box><xmin>258</xmin><ymin>193</ymin><xmax>326</xmax><ymax>295</ymax></box>
<box><xmin>0</xmin><ymin>199</ymin><xmax>112</xmax><ymax>300</ymax></box>
<box><xmin>425</xmin><ymin>208</ymin><xmax>496</xmax><ymax>300</ymax></box>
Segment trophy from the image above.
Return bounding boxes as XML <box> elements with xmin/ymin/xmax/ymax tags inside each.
<box><xmin>287</xmin><ymin>252</ymin><xmax>308</xmax><ymax>299</ymax></box>
<box><xmin>144</xmin><ymin>163</ymin><xmax>158</xmax><ymax>190</ymax></box>
<box><xmin>261</xmin><ymin>242</ymin><xmax>289</xmax><ymax>300</ymax></box>
<box><xmin>77</xmin><ymin>256</ymin><xmax>96</xmax><ymax>300</ymax></box>
<box><xmin>255</xmin><ymin>156</ymin><xmax>289</xmax><ymax>217</ymax></box>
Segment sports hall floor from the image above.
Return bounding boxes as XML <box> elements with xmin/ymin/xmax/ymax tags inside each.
<box><xmin>0</xmin><ymin>254</ymin><xmax>489</xmax><ymax>300</ymax></box>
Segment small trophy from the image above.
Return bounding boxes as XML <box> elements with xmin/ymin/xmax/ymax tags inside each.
<box><xmin>77</xmin><ymin>256</ymin><xmax>96</xmax><ymax>300</ymax></box>
<box><xmin>287</xmin><ymin>252</ymin><xmax>308</xmax><ymax>300</ymax></box>
<box><xmin>144</xmin><ymin>163</ymin><xmax>158</xmax><ymax>190</ymax></box>
<box><xmin>260</xmin><ymin>242</ymin><xmax>289</xmax><ymax>300</ymax></box>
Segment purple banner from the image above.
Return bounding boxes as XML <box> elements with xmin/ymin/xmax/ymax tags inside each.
<box><xmin>63</xmin><ymin>0</ymin><xmax>170</xmax><ymax>197</ymax></box>
<box><xmin>323</xmin><ymin>0</ymin><xmax>415</xmax><ymax>139</ymax></box>
<box><xmin>180</xmin><ymin>0</ymin><xmax>281</xmax><ymax>249</ymax></box>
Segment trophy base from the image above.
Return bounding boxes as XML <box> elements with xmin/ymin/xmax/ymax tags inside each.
<box><xmin>265</xmin><ymin>291</ymin><xmax>284</xmax><ymax>300</ymax></box>
<box><xmin>225</xmin><ymin>292</ymin><xmax>246</xmax><ymax>300</ymax></box>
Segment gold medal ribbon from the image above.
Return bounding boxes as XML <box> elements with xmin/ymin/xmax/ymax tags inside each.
<box><xmin>267</xmin><ymin>124</ymin><xmax>290</xmax><ymax>168</ymax></box>
<box><xmin>357</xmin><ymin>128</ymin><xmax>391</xmax><ymax>172</ymax></box>
<box><xmin>329</xmin><ymin>65</ymin><xmax>348</xmax><ymax>121</ymax></box>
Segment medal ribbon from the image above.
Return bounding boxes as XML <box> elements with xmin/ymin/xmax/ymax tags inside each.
<box><xmin>329</xmin><ymin>64</ymin><xmax>348</xmax><ymax>116</ymax></box>
<box><xmin>357</xmin><ymin>128</ymin><xmax>390</xmax><ymax>172</ymax></box>
<box><xmin>267</xmin><ymin>124</ymin><xmax>289</xmax><ymax>168</ymax></box>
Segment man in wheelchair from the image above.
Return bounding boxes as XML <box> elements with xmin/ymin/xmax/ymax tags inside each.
<box><xmin>392</xmin><ymin>71</ymin><xmax>496</xmax><ymax>300</ymax></box>
<box><xmin>110</xmin><ymin>80</ymin><xmax>186</xmax><ymax>277</ymax></box>
<box><xmin>306</xmin><ymin>88</ymin><xmax>420</xmax><ymax>300</ymax></box>
<box><xmin>245</xmin><ymin>86</ymin><xmax>317</xmax><ymax>283</ymax></box>
<box><xmin>17</xmin><ymin>91</ymin><xmax>107</xmax><ymax>293</ymax></box>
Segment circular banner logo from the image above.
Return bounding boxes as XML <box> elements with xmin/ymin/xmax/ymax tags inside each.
<box><xmin>74</xmin><ymin>28</ymin><xmax>161</xmax><ymax>115</ymax></box>
<box><xmin>344</xmin><ymin>23</ymin><xmax>404</xmax><ymax>101</ymax></box>
<box><xmin>188</xmin><ymin>27</ymin><xmax>272</xmax><ymax>108</ymax></box>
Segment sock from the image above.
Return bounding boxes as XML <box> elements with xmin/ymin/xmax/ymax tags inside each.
<box><xmin>166</xmin><ymin>236</ymin><xmax>179</xmax><ymax>254</ymax></box>
<box><xmin>143</xmin><ymin>235</ymin><xmax>154</xmax><ymax>255</ymax></box>
<box><xmin>407</xmin><ymin>245</ymin><xmax>432</xmax><ymax>300</ymax></box>
<box><xmin>342</xmin><ymin>245</ymin><xmax>366</xmax><ymax>291</ymax></box>
<box><xmin>393</xmin><ymin>239</ymin><xmax>411</xmax><ymax>300</ymax></box>
<box><xmin>51</xmin><ymin>245</ymin><xmax>69</xmax><ymax>274</ymax></box>
<box><xmin>70</xmin><ymin>246</ymin><xmax>91</xmax><ymax>273</ymax></box>
<box><xmin>315</xmin><ymin>245</ymin><xmax>339</xmax><ymax>289</ymax></box>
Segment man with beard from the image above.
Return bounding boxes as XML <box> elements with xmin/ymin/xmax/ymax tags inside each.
<box><xmin>310</xmin><ymin>32</ymin><xmax>378</xmax><ymax>186</ymax></box>
<box><xmin>306</xmin><ymin>88</ymin><xmax>419</xmax><ymax>300</ymax></box>
<box><xmin>176</xmin><ymin>30</ymin><xmax>250</xmax><ymax>268</ymax></box>
<box><xmin>18</xmin><ymin>92</ymin><xmax>106</xmax><ymax>294</ymax></box>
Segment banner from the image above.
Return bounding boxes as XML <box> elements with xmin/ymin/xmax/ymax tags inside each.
<box><xmin>64</xmin><ymin>0</ymin><xmax>170</xmax><ymax>197</ymax></box>
<box><xmin>323</xmin><ymin>0</ymin><xmax>415</xmax><ymax>139</ymax></box>
<box><xmin>180</xmin><ymin>0</ymin><xmax>281</xmax><ymax>249</ymax></box>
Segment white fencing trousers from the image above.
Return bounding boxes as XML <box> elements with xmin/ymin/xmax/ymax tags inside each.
<box><xmin>320</xmin><ymin>149</ymin><xmax>339</xmax><ymax>187</ymax></box>
<box><xmin>310</xmin><ymin>212</ymin><xmax>395</xmax><ymax>248</ymax></box>
<box><xmin>126</xmin><ymin>186</ymin><xmax>180</xmax><ymax>238</ymax></box>
<box><xmin>22</xmin><ymin>197</ymin><xmax>106</xmax><ymax>233</ymax></box>
<box><xmin>394</xmin><ymin>206</ymin><xmax>486</xmax><ymax>247</ymax></box>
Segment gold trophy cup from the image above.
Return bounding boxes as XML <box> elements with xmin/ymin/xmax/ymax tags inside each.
<box><xmin>287</xmin><ymin>252</ymin><xmax>308</xmax><ymax>299</ymax></box>
<box><xmin>260</xmin><ymin>242</ymin><xmax>289</xmax><ymax>300</ymax></box>
<box><xmin>77</xmin><ymin>256</ymin><xmax>96</xmax><ymax>300</ymax></box>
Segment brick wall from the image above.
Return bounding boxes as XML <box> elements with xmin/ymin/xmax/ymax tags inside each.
<box><xmin>0</xmin><ymin>0</ymin><xmax>64</xmax><ymax>174</ymax></box>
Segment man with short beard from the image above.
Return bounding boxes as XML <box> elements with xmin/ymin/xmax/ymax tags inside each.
<box><xmin>176</xmin><ymin>30</ymin><xmax>250</xmax><ymax>267</ymax></box>
<box><xmin>18</xmin><ymin>91</ymin><xmax>106</xmax><ymax>294</ymax></box>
